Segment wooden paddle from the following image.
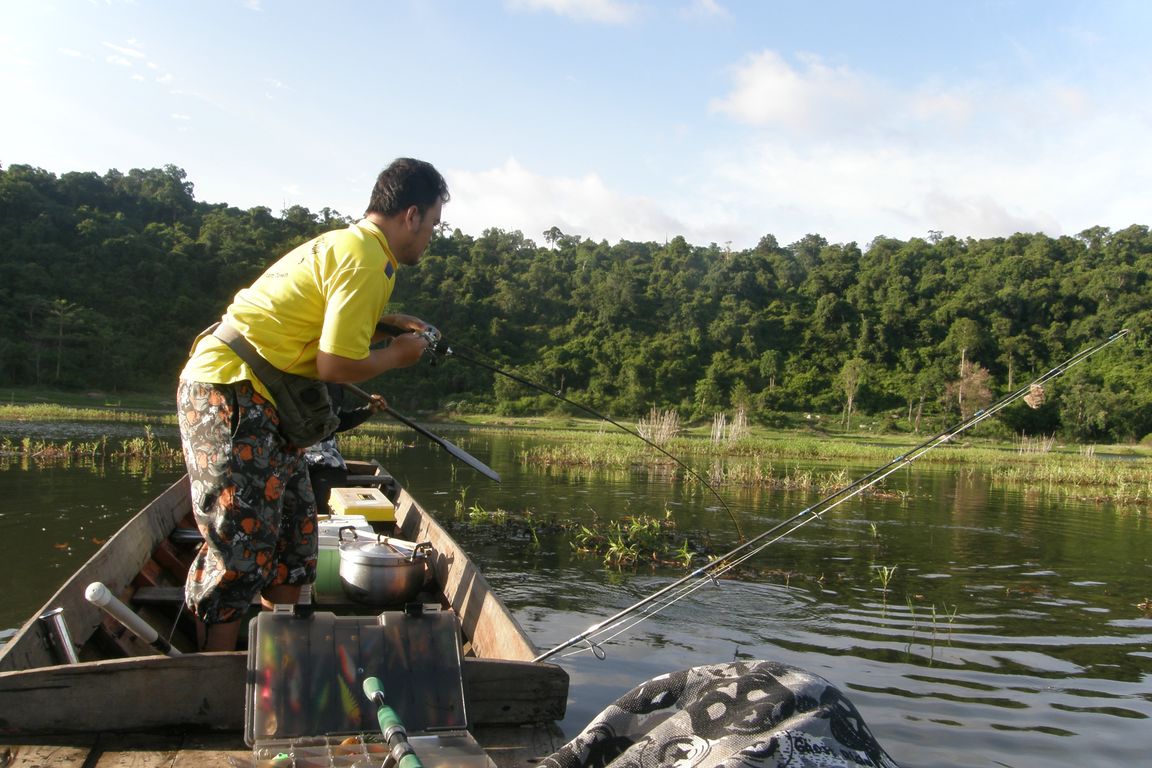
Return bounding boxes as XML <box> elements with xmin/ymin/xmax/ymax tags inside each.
<box><xmin>343</xmin><ymin>383</ymin><xmax>501</xmax><ymax>483</ymax></box>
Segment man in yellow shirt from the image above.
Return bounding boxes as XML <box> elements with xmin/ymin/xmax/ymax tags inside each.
<box><xmin>177</xmin><ymin>158</ymin><xmax>448</xmax><ymax>651</ymax></box>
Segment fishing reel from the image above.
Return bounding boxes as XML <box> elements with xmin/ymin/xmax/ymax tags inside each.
<box><xmin>376</xmin><ymin>320</ymin><xmax>452</xmax><ymax>365</ymax></box>
<box><xmin>416</xmin><ymin>326</ymin><xmax>452</xmax><ymax>366</ymax></box>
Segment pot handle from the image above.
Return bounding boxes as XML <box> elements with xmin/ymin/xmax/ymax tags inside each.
<box><xmin>375</xmin><ymin>535</ymin><xmax>410</xmax><ymax>556</ymax></box>
<box><xmin>338</xmin><ymin>526</ymin><xmax>361</xmax><ymax>543</ymax></box>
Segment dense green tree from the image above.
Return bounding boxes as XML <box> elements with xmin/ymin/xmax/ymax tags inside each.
<box><xmin>3</xmin><ymin>163</ymin><xmax>1152</xmax><ymax>440</ymax></box>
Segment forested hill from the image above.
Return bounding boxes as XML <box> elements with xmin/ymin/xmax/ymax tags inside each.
<box><xmin>2</xmin><ymin>163</ymin><xmax>1150</xmax><ymax>442</ymax></box>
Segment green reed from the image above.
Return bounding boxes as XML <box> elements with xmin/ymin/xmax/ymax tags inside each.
<box><xmin>3</xmin><ymin>429</ymin><xmax>181</xmax><ymax>464</ymax></box>
<box><xmin>0</xmin><ymin>402</ymin><xmax>176</xmax><ymax>425</ymax></box>
<box><xmin>988</xmin><ymin>455</ymin><xmax>1152</xmax><ymax>504</ymax></box>
<box><xmin>571</xmin><ymin>509</ymin><xmax>697</xmax><ymax>568</ymax></box>
<box><xmin>519</xmin><ymin>426</ymin><xmax>1151</xmax><ymax>504</ymax></box>
<box><xmin>336</xmin><ymin>432</ymin><xmax>412</xmax><ymax>455</ymax></box>
<box><xmin>446</xmin><ymin>485</ymin><xmax>705</xmax><ymax>569</ymax></box>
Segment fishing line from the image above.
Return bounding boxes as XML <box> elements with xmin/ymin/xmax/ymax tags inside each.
<box><xmin>533</xmin><ymin>328</ymin><xmax>1130</xmax><ymax>662</ymax></box>
<box><xmin>379</xmin><ymin>322</ymin><xmax>744</xmax><ymax>539</ymax></box>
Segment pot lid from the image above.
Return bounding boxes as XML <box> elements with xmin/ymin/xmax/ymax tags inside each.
<box><xmin>338</xmin><ymin>534</ymin><xmax>425</xmax><ymax>566</ymax></box>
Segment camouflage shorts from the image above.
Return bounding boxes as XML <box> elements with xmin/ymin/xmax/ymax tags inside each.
<box><xmin>177</xmin><ymin>379</ymin><xmax>318</xmax><ymax>624</ymax></box>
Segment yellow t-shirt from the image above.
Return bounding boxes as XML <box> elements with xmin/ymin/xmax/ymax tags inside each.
<box><xmin>180</xmin><ymin>219</ymin><xmax>398</xmax><ymax>404</ymax></box>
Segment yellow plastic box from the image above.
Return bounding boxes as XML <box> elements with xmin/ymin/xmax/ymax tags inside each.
<box><xmin>328</xmin><ymin>487</ymin><xmax>396</xmax><ymax>523</ymax></box>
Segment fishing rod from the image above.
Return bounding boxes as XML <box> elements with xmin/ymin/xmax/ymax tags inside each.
<box><xmin>377</xmin><ymin>322</ymin><xmax>745</xmax><ymax>540</ymax></box>
<box><xmin>532</xmin><ymin>328</ymin><xmax>1130</xmax><ymax>663</ymax></box>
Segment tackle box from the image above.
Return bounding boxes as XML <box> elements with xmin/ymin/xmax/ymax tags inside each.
<box><xmin>245</xmin><ymin>606</ymin><xmax>489</xmax><ymax>767</ymax></box>
<box><xmin>328</xmin><ymin>487</ymin><xmax>396</xmax><ymax>523</ymax></box>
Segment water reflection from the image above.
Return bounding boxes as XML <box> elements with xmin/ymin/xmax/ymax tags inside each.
<box><xmin>0</xmin><ymin>425</ymin><xmax>1149</xmax><ymax>767</ymax></box>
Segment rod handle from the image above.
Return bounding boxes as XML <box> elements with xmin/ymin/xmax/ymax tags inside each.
<box><xmin>362</xmin><ymin>677</ymin><xmax>424</xmax><ymax>768</ymax></box>
<box><xmin>85</xmin><ymin>581</ymin><xmax>181</xmax><ymax>656</ymax></box>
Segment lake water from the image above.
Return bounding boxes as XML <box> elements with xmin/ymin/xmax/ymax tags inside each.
<box><xmin>1</xmin><ymin>423</ymin><xmax>1149</xmax><ymax>767</ymax></box>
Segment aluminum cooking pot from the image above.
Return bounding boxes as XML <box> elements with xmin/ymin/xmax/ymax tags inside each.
<box><xmin>337</xmin><ymin>527</ymin><xmax>433</xmax><ymax>605</ymax></box>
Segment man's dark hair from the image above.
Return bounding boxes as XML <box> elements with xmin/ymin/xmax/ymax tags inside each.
<box><xmin>365</xmin><ymin>158</ymin><xmax>450</xmax><ymax>217</ymax></box>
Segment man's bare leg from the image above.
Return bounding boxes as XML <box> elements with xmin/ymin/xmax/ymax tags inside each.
<box><xmin>261</xmin><ymin>583</ymin><xmax>302</xmax><ymax>610</ymax></box>
<box><xmin>198</xmin><ymin>620</ymin><xmax>241</xmax><ymax>652</ymax></box>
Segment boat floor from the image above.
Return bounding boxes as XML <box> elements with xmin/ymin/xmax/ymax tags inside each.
<box><xmin>0</xmin><ymin>724</ymin><xmax>565</xmax><ymax>767</ymax></box>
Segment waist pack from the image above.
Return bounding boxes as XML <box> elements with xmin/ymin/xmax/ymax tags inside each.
<box><xmin>209</xmin><ymin>321</ymin><xmax>340</xmax><ymax>448</ymax></box>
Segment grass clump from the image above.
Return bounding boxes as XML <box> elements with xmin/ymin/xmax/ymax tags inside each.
<box><xmin>571</xmin><ymin>510</ymin><xmax>699</xmax><ymax>569</ymax></box>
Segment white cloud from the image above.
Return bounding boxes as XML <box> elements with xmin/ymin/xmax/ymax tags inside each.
<box><xmin>701</xmin><ymin>92</ymin><xmax>1152</xmax><ymax>247</ymax></box>
<box><xmin>447</xmin><ymin>159</ymin><xmax>686</xmax><ymax>244</ymax></box>
<box><xmin>505</xmin><ymin>0</ymin><xmax>638</xmax><ymax>24</ymax></box>
<box><xmin>709</xmin><ymin>51</ymin><xmax>878</xmax><ymax>133</ymax></box>
<box><xmin>102</xmin><ymin>41</ymin><xmax>145</xmax><ymax>59</ymax></box>
<box><xmin>680</xmin><ymin>0</ymin><xmax>728</xmax><ymax>19</ymax></box>
<box><xmin>696</xmin><ymin>44</ymin><xmax>1152</xmax><ymax>245</ymax></box>
<box><xmin>907</xmin><ymin>90</ymin><xmax>975</xmax><ymax>129</ymax></box>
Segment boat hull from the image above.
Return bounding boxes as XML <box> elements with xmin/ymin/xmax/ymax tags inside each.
<box><xmin>0</xmin><ymin>461</ymin><xmax>568</xmax><ymax>763</ymax></box>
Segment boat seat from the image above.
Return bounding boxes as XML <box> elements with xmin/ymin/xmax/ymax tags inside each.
<box><xmin>344</xmin><ymin>473</ymin><xmax>397</xmax><ymax>493</ymax></box>
<box><xmin>132</xmin><ymin>584</ymin><xmax>313</xmax><ymax>607</ymax></box>
<box><xmin>169</xmin><ymin>528</ymin><xmax>205</xmax><ymax>546</ymax></box>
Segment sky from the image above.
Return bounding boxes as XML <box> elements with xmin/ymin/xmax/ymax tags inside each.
<box><xmin>1</xmin><ymin>0</ymin><xmax>1149</xmax><ymax>251</ymax></box>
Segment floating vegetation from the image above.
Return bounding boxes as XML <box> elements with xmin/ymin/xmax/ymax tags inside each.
<box><xmin>987</xmin><ymin>454</ymin><xmax>1152</xmax><ymax>505</ymax></box>
<box><xmin>570</xmin><ymin>510</ymin><xmax>699</xmax><ymax>569</ymax></box>
<box><xmin>0</xmin><ymin>425</ymin><xmax>182</xmax><ymax>468</ymax></box>
<box><xmin>446</xmin><ymin>489</ymin><xmax>712</xmax><ymax>569</ymax></box>
<box><xmin>336</xmin><ymin>432</ymin><xmax>413</xmax><ymax>456</ymax></box>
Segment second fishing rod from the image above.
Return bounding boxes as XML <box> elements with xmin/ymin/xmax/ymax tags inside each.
<box><xmin>528</xmin><ymin>328</ymin><xmax>1130</xmax><ymax>662</ymax></box>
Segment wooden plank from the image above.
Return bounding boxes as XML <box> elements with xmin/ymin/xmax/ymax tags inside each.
<box><xmin>170</xmin><ymin>733</ymin><xmax>250</xmax><ymax>768</ymax></box>
<box><xmin>130</xmin><ymin>586</ymin><xmax>303</xmax><ymax>607</ymax></box>
<box><xmin>474</xmin><ymin>724</ymin><xmax>566</xmax><ymax>768</ymax></box>
<box><xmin>0</xmin><ymin>653</ymin><xmax>247</xmax><ymax>733</ymax></box>
<box><xmin>0</xmin><ymin>730</ymin><xmax>565</xmax><ymax>768</ymax></box>
<box><xmin>463</xmin><ymin>658</ymin><xmax>569</xmax><ymax>723</ymax></box>
<box><xmin>89</xmin><ymin>733</ymin><xmax>179</xmax><ymax>768</ymax></box>
<box><xmin>0</xmin><ymin>741</ymin><xmax>94</xmax><ymax>767</ymax></box>
<box><xmin>0</xmin><ymin>652</ymin><xmax>566</xmax><ymax>733</ymax></box>
<box><xmin>149</xmin><ymin>539</ymin><xmax>190</xmax><ymax>582</ymax></box>
<box><xmin>129</xmin><ymin>586</ymin><xmax>187</xmax><ymax>605</ymax></box>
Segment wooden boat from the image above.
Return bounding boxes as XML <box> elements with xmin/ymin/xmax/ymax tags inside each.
<box><xmin>0</xmin><ymin>460</ymin><xmax>569</xmax><ymax>767</ymax></box>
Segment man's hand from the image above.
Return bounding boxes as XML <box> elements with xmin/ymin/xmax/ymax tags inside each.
<box><xmin>373</xmin><ymin>313</ymin><xmax>435</xmax><ymax>343</ymax></box>
<box><xmin>367</xmin><ymin>394</ymin><xmax>387</xmax><ymax>413</ymax></box>
<box><xmin>385</xmin><ymin>332</ymin><xmax>430</xmax><ymax>367</ymax></box>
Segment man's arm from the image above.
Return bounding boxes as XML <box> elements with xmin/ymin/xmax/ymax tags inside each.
<box><xmin>316</xmin><ymin>334</ymin><xmax>428</xmax><ymax>383</ymax></box>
